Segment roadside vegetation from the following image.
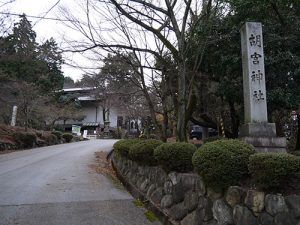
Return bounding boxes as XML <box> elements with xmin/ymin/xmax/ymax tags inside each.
<box><xmin>114</xmin><ymin>138</ymin><xmax>300</xmax><ymax>193</ymax></box>
<box><xmin>0</xmin><ymin>124</ymin><xmax>81</xmax><ymax>152</ymax></box>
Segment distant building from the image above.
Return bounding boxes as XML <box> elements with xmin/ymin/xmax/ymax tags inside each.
<box><xmin>56</xmin><ymin>87</ymin><xmax>141</xmax><ymax>135</ymax></box>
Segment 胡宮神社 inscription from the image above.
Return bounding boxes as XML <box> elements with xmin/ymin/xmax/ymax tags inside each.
<box><xmin>239</xmin><ymin>22</ymin><xmax>286</xmax><ymax>152</ymax></box>
<box><xmin>241</xmin><ymin>22</ymin><xmax>267</xmax><ymax>123</ymax></box>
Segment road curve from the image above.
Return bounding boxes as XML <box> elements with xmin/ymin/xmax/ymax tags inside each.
<box><xmin>0</xmin><ymin>140</ymin><xmax>161</xmax><ymax>225</ymax></box>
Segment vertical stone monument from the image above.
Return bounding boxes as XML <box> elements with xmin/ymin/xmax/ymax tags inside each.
<box><xmin>239</xmin><ymin>22</ymin><xmax>286</xmax><ymax>152</ymax></box>
<box><xmin>10</xmin><ymin>106</ymin><xmax>18</xmax><ymax>127</ymax></box>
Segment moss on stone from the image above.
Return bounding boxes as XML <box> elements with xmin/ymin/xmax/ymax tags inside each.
<box><xmin>144</xmin><ymin>210</ymin><xmax>158</xmax><ymax>222</ymax></box>
<box><xmin>133</xmin><ymin>198</ymin><xmax>144</xmax><ymax>207</ymax></box>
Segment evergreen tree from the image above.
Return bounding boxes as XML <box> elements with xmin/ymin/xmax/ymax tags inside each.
<box><xmin>0</xmin><ymin>14</ymin><xmax>64</xmax><ymax>91</ymax></box>
<box><xmin>189</xmin><ymin>0</ymin><xmax>300</xmax><ymax>137</ymax></box>
<box><xmin>0</xmin><ymin>14</ymin><xmax>65</xmax><ymax>128</ymax></box>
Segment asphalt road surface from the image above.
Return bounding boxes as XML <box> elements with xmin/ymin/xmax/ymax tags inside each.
<box><xmin>0</xmin><ymin>140</ymin><xmax>161</xmax><ymax>225</ymax></box>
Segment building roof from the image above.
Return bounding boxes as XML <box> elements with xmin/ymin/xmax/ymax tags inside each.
<box><xmin>62</xmin><ymin>87</ymin><xmax>96</xmax><ymax>92</ymax></box>
<box><xmin>82</xmin><ymin>122</ymin><xmax>100</xmax><ymax>126</ymax></box>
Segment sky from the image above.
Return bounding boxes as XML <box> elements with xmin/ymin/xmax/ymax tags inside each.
<box><xmin>3</xmin><ymin>0</ymin><xmax>92</xmax><ymax>81</ymax></box>
<box><xmin>2</xmin><ymin>0</ymin><xmax>163</xmax><ymax>83</ymax></box>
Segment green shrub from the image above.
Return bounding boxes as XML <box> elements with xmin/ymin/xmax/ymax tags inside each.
<box><xmin>293</xmin><ymin>151</ymin><xmax>300</xmax><ymax>156</ymax></box>
<box><xmin>193</xmin><ymin>139</ymin><xmax>255</xmax><ymax>191</ymax></box>
<box><xmin>73</xmin><ymin>135</ymin><xmax>84</xmax><ymax>142</ymax></box>
<box><xmin>248</xmin><ymin>153</ymin><xmax>300</xmax><ymax>190</ymax></box>
<box><xmin>138</xmin><ymin>134</ymin><xmax>158</xmax><ymax>140</ymax></box>
<box><xmin>129</xmin><ymin>139</ymin><xmax>163</xmax><ymax>165</ymax></box>
<box><xmin>154</xmin><ymin>142</ymin><xmax>197</xmax><ymax>172</ymax></box>
<box><xmin>62</xmin><ymin>133</ymin><xmax>73</xmax><ymax>143</ymax></box>
<box><xmin>110</xmin><ymin>127</ymin><xmax>122</xmax><ymax>139</ymax></box>
<box><xmin>203</xmin><ymin>136</ymin><xmax>225</xmax><ymax>144</ymax></box>
<box><xmin>113</xmin><ymin>139</ymin><xmax>141</xmax><ymax>157</ymax></box>
<box><xmin>51</xmin><ymin>130</ymin><xmax>62</xmax><ymax>139</ymax></box>
<box><xmin>149</xmin><ymin>134</ymin><xmax>158</xmax><ymax>139</ymax></box>
<box><xmin>139</xmin><ymin>134</ymin><xmax>147</xmax><ymax>139</ymax></box>
<box><xmin>144</xmin><ymin>211</ymin><xmax>158</xmax><ymax>222</ymax></box>
<box><xmin>12</xmin><ymin>131</ymin><xmax>37</xmax><ymax>148</ymax></box>
<box><xmin>42</xmin><ymin>133</ymin><xmax>58</xmax><ymax>145</ymax></box>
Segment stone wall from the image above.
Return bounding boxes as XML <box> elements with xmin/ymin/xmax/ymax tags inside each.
<box><xmin>113</xmin><ymin>155</ymin><xmax>300</xmax><ymax>225</ymax></box>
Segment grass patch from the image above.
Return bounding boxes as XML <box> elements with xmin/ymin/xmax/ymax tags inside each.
<box><xmin>133</xmin><ymin>198</ymin><xmax>144</xmax><ymax>207</ymax></box>
<box><xmin>144</xmin><ymin>210</ymin><xmax>158</xmax><ymax>222</ymax></box>
<box><xmin>133</xmin><ymin>199</ymin><xmax>159</xmax><ymax>222</ymax></box>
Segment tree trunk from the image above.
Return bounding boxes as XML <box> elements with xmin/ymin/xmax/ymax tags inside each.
<box><xmin>228</xmin><ymin>101</ymin><xmax>239</xmax><ymax>138</ymax></box>
<box><xmin>102</xmin><ymin>108</ymin><xmax>106</xmax><ymax>122</ymax></box>
<box><xmin>24</xmin><ymin>106</ymin><xmax>28</xmax><ymax>132</ymax></box>
<box><xmin>161</xmin><ymin>102</ymin><xmax>169</xmax><ymax>142</ymax></box>
<box><xmin>142</xmin><ymin>89</ymin><xmax>163</xmax><ymax>139</ymax></box>
<box><xmin>49</xmin><ymin>119</ymin><xmax>57</xmax><ymax>131</ymax></box>
<box><xmin>176</xmin><ymin>65</ymin><xmax>187</xmax><ymax>142</ymax></box>
<box><xmin>295</xmin><ymin>113</ymin><xmax>300</xmax><ymax>150</ymax></box>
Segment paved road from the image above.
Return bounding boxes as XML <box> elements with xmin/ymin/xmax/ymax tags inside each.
<box><xmin>0</xmin><ymin>140</ymin><xmax>161</xmax><ymax>225</ymax></box>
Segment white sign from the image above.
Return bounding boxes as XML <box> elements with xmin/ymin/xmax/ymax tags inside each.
<box><xmin>83</xmin><ymin>130</ymin><xmax>88</xmax><ymax>139</ymax></box>
<box><xmin>72</xmin><ymin>125</ymin><xmax>81</xmax><ymax>135</ymax></box>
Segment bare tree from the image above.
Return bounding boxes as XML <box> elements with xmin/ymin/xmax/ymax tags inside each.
<box><xmin>44</xmin><ymin>102</ymin><xmax>84</xmax><ymax>130</ymax></box>
<box><xmin>0</xmin><ymin>0</ymin><xmax>15</xmax><ymax>35</ymax></box>
<box><xmin>59</xmin><ymin>0</ymin><xmax>220</xmax><ymax>141</ymax></box>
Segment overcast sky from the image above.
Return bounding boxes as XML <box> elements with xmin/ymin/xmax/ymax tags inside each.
<box><xmin>4</xmin><ymin>0</ymin><xmax>91</xmax><ymax>81</ymax></box>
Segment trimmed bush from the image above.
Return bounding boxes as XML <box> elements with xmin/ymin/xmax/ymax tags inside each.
<box><xmin>203</xmin><ymin>136</ymin><xmax>225</xmax><ymax>144</ymax></box>
<box><xmin>42</xmin><ymin>133</ymin><xmax>58</xmax><ymax>145</ymax></box>
<box><xmin>113</xmin><ymin>139</ymin><xmax>141</xmax><ymax>157</ymax></box>
<box><xmin>139</xmin><ymin>134</ymin><xmax>158</xmax><ymax>140</ymax></box>
<box><xmin>73</xmin><ymin>135</ymin><xmax>84</xmax><ymax>142</ymax></box>
<box><xmin>12</xmin><ymin>131</ymin><xmax>37</xmax><ymax>148</ymax></box>
<box><xmin>111</xmin><ymin>128</ymin><xmax>122</xmax><ymax>139</ymax></box>
<box><xmin>149</xmin><ymin>134</ymin><xmax>158</xmax><ymax>139</ymax></box>
<box><xmin>129</xmin><ymin>139</ymin><xmax>163</xmax><ymax>165</ymax></box>
<box><xmin>51</xmin><ymin>130</ymin><xmax>62</xmax><ymax>139</ymax></box>
<box><xmin>62</xmin><ymin>133</ymin><xmax>73</xmax><ymax>143</ymax></box>
<box><xmin>154</xmin><ymin>142</ymin><xmax>197</xmax><ymax>172</ymax></box>
<box><xmin>193</xmin><ymin>139</ymin><xmax>255</xmax><ymax>191</ymax></box>
<box><xmin>248</xmin><ymin>153</ymin><xmax>300</xmax><ymax>190</ymax></box>
<box><xmin>139</xmin><ymin>134</ymin><xmax>147</xmax><ymax>139</ymax></box>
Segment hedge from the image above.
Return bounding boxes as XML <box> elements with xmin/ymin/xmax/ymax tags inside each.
<box><xmin>193</xmin><ymin>139</ymin><xmax>255</xmax><ymax>191</ymax></box>
<box><xmin>113</xmin><ymin>139</ymin><xmax>141</xmax><ymax>157</ymax></box>
<box><xmin>12</xmin><ymin>131</ymin><xmax>37</xmax><ymax>148</ymax></box>
<box><xmin>154</xmin><ymin>142</ymin><xmax>197</xmax><ymax>172</ymax></box>
<box><xmin>42</xmin><ymin>133</ymin><xmax>58</xmax><ymax>145</ymax></box>
<box><xmin>62</xmin><ymin>133</ymin><xmax>73</xmax><ymax>143</ymax></box>
<box><xmin>139</xmin><ymin>134</ymin><xmax>147</xmax><ymax>139</ymax></box>
<box><xmin>149</xmin><ymin>134</ymin><xmax>158</xmax><ymax>139</ymax></box>
<box><xmin>139</xmin><ymin>134</ymin><xmax>158</xmax><ymax>140</ymax></box>
<box><xmin>248</xmin><ymin>153</ymin><xmax>300</xmax><ymax>190</ymax></box>
<box><xmin>51</xmin><ymin>131</ymin><xmax>63</xmax><ymax>139</ymax></box>
<box><xmin>203</xmin><ymin>136</ymin><xmax>225</xmax><ymax>144</ymax></box>
<box><xmin>129</xmin><ymin>139</ymin><xmax>163</xmax><ymax>165</ymax></box>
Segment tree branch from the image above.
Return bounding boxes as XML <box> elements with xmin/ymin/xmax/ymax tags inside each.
<box><xmin>109</xmin><ymin>0</ymin><xmax>179</xmax><ymax>59</ymax></box>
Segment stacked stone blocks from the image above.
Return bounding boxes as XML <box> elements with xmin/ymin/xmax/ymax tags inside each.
<box><xmin>113</xmin><ymin>155</ymin><xmax>300</xmax><ymax>225</ymax></box>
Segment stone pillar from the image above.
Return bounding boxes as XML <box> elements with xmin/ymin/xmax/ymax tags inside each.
<box><xmin>241</xmin><ymin>22</ymin><xmax>268</xmax><ymax>124</ymax></box>
<box><xmin>10</xmin><ymin>106</ymin><xmax>17</xmax><ymax>127</ymax></box>
<box><xmin>239</xmin><ymin>22</ymin><xmax>286</xmax><ymax>153</ymax></box>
